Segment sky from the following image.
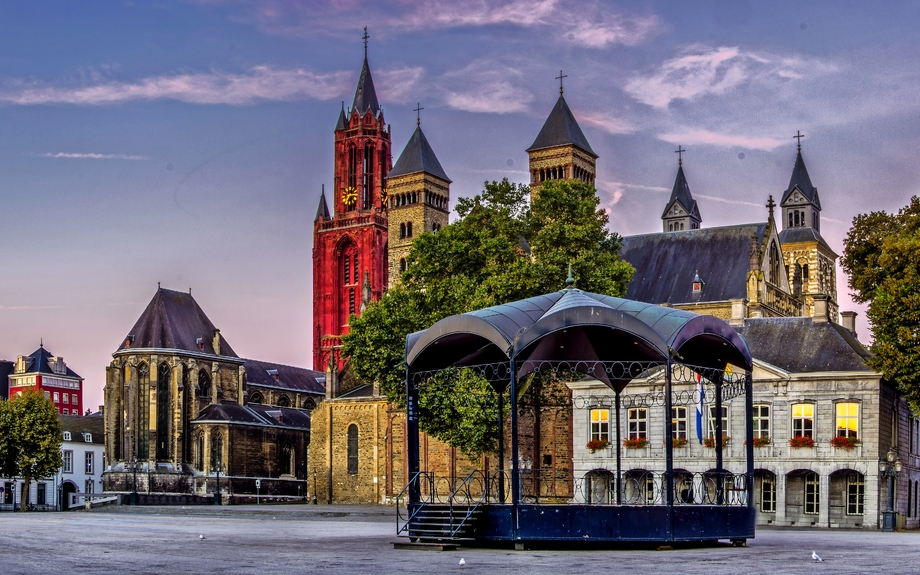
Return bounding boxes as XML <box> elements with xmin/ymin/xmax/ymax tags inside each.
<box><xmin>2</xmin><ymin>0</ymin><xmax>919</xmax><ymax>410</ymax></box>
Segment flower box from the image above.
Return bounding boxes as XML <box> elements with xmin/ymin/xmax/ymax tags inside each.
<box><xmin>830</xmin><ymin>436</ymin><xmax>860</xmax><ymax>450</ymax></box>
<box><xmin>745</xmin><ymin>436</ymin><xmax>771</xmax><ymax>448</ymax></box>
<box><xmin>788</xmin><ymin>436</ymin><xmax>815</xmax><ymax>448</ymax></box>
<box><xmin>703</xmin><ymin>436</ymin><xmax>730</xmax><ymax>448</ymax></box>
<box><xmin>623</xmin><ymin>437</ymin><xmax>648</xmax><ymax>449</ymax></box>
<box><xmin>586</xmin><ymin>439</ymin><xmax>609</xmax><ymax>453</ymax></box>
<box><xmin>669</xmin><ymin>437</ymin><xmax>688</xmax><ymax>449</ymax></box>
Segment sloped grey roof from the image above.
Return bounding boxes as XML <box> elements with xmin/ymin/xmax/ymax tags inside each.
<box><xmin>118</xmin><ymin>288</ymin><xmax>238</xmax><ymax>357</ymax></box>
<box><xmin>194</xmin><ymin>402</ymin><xmax>311</xmax><ymax>430</ymax></box>
<box><xmin>777</xmin><ymin>226</ymin><xmax>838</xmax><ymax>257</ymax></box>
<box><xmin>387</xmin><ymin>125</ymin><xmax>451</xmax><ymax>182</ymax></box>
<box><xmin>60</xmin><ymin>414</ymin><xmax>104</xmax><ymax>442</ymax></box>
<box><xmin>314</xmin><ymin>188</ymin><xmax>330</xmax><ymax>222</ymax></box>
<box><xmin>620</xmin><ymin>224</ymin><xmax>767</xmax><ymax>305</ymax></box>
<box><xmin>335</xmin><ymin>103</ymin><xmax>347</xmax><ymax>131</ymax></box>
<box><xmin>18</xmin><ymin>346</ymin><xmax>82</xmax><ymax>379</ymax></box>
<box><xmin>338</xmin><ymin>383</ymin><xmax>374</xmax><ymax>398</ymax></box>
<box><xmin>526</xmin><ymin>95</ymin><xmax>597</xmax><ymax>157</ymax></box>
<box><xmin>243</xmin><ymin>358</ymin><xmax>325</xmax><ymax>395</ymax></box>
<box><xmin>736</xmin><ymin>317</ymin><xmax>872</xmax><ymax>373</ymax></box>
<box><xmin>661</xmin><ymin>165</ymin><xmax>701</xmax><ymax>220</ymax></box>
<box><xmin>780</xmin><ymin>150</ymin><xmax>821</xmax><ymax>209</ymax></box>
<box><xmin>352</xmin><ymin>57</ymin><xmax>380</xmax><ymax>116</ymax></box>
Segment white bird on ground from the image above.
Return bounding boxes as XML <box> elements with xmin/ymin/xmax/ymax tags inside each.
<box><xmin>812</xmin><ymin>551</ymin><xmax>823</xmax><ymax>562</ymax></box>
<box><xmin>459</xmin><ymin>558</ymin><xmax>466</xmax><ymax>568</ymax></box>
<box><xmin>199</xmin><ymin>534</ymin><xmax>206</xmax><ymax>540</ymax></box>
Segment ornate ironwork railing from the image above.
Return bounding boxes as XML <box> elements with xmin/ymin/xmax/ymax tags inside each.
<box><xmin>396</xmin><ymin>471</ymin><xmax>510</xmax><ymax>536</ymax></box>
<box><xmin>572</xmin><ymin>469</ymin><xmax>748</xmax><ymax>506</ymax></box>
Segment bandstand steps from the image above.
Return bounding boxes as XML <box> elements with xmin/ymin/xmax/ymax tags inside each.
<box><xmin>408</xmin><ymin>505</ymin><xmax>481</xmax><ymax>542</ymax></box>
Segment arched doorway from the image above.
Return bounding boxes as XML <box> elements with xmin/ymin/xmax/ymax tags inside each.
<box><xmin>583</xmin><ymin>469</ymin><xmax>614</xmax><ymax>504</ymax></box>
<box><xmin>61</xmin><ymin>481</ymin><xmax>77</xmax><ymax>511</ymax></box>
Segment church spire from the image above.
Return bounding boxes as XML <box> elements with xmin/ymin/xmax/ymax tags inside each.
<box><xmin>388</xmin><ymin>124</ymin><xmax>451</xmax><ymax>182</ymax></box>
<box><xmin>779</xmin><ymin>133</ymin><xmax>821</xmax><ymax>231</ymax></box>
<box><xmin>351</xmin><ymin>27</ymin><xmax>380</xmax><ymax>116</ymax></box>
<box><xmin>335</xmin><ymin>101</ymin><xmax>346</xmax><ymax>131</ymax></box>
<box><xmin>661</xmin><ymin>150</ymin><xmax>701</xmax><ymax>232</ymax></box>
<box><xmin>314</xmin><ymin>185</ymin><xmax>330</xmax><ymax>222</ymax></box>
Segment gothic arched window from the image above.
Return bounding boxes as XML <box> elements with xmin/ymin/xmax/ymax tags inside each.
<box><xmin>769</xmin><ymin>240</ymin><xmax>781</xmax><ymax>285</ymax></box>
<box><xmin>249</xmin><ymin>391</ymin><xmax>263</xmax><ymax>404</ymax></box>
<box><xmin>400</xmin><ymin>223</ymin><xmax>406</xmax><ymax>239</ymax></box>
<box><xmin>156</xmin><ymin>363</ymin><xmax>171</xmax><ymax>461</ymax></box>
<box><xmin>196</xmin><ymin>434</ymin><xmax>204</xmax><ymax>470</ymax></box>
<box><xmin>406</xmin><ymin>222</ymin><xmax>413</xmax><ymax>238</ymax></box>
<box><xmin>137</xmin><ymin>363</ymin><xmax>150</xmax><ymax>460</ymax></box>
<box><xmin>399</xmin><ymin>258</ymin><xmax>407</xmax><ymax>272</ymax></box>
<box><xmin>277</xmin><ymin>395</ymin><xmax>290</xmax><ymax>407</ymax></box>
<box><xmin>363</xmin><ymin>143</ymin><xmax>374</xmax><ymax>209</ymax></box>
<box><xmin>281</xmin><ymin>442</ymin><xmax>293</xmax><ymax>476</ymax></box>
<box><xmin>211</xmin><ymin>432</ymin><xmax>223</xmax><ymax>472</ymax></box>
<box><xmin>347</xmin><ymin>424</ymin><xmax>359</xmax><ymax>475</ymax></box>
<box><xmin>198</xmin><ymin>370</ymin><xmax>211</xmax><ymax>398</ymax></box>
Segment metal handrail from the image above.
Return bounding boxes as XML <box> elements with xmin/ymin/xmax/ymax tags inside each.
<box><xmin>395</xmin><ymin>471</ymin><xmax>433</xmax><ymax>536</ymax></box>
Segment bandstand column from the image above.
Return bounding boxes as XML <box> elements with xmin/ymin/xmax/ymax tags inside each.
<box><xmin>615</xmin><ymin>390</ymin><xmax>622</xmax><ymax>505</ymax></box>
<box><xmin>509</xmin><ymin>359</ymin><xmax>520</xmax><ymax>540</ymax></box>
<box><xmin>664</xmin><ymin>358</ymin><xmax>675</xmax><ymax>540</ymax></box>
<box><xmin>715</xmin><ymin>375</ymin><xmax>724</xmax><ymax>505</ymax></box>
<box><xmin>405</xmin><ymin>365</ymin><xmax>420</xmax><ymax>503</ymax></box>
<box><xmin>745</xmin><ymin>370</ymin><xmax>754</xmax><ymax>518</ymax></box>
<box><xmin>496</xmin><ymin>387</ymin><xmax>505</xmax><ymax>502</ymax></box>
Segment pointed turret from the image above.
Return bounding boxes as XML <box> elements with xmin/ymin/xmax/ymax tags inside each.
<box><xmin>780</xmin><ymin>146</ymin><xmax>822</xmax><ymax>231</ymax></box>
<box><xmin>335</xmin><ymin>102</ymin><xmax>347</xmax><ymax>131</ymax></box>
<box><xmin>662</xmin><ymin>164</ymin><xmax>702</xmax><ymax>232</ymax></box>
<box><xmin>781</xmin><ymin>149</ymin><xmax>820</xmax><ymax>209</ymax></box>
<box><xmin>527</xmin><ymin>91</ymin><xmax>597</xmax><ymax>198</ymax></box>
<box><xmin>315</xmin><ymin>186</ymin><xmax>330</xmax><ymax>222</ymax></box>
<box><xmin>387</xmin><ymin>125</ymin><xmax>451</xmax><ymax>182</ymax></box>
<box><xmin>351</xmin><ymin>56</ymin><xmax>380</xmax><ymax>116</ymax></box>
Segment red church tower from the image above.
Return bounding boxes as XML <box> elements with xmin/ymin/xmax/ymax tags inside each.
<box><xmin>313</xmin><ymin>32</ymin><xmax>392</xmax><ymax>371</ymax></box>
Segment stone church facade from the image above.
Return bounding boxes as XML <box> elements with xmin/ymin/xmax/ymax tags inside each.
<box><xmin>103</xmin><ymin>287</ymin><xmax>324</xmax><ymax>502</ymax></box>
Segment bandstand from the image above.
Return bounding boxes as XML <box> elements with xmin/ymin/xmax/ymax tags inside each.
<box><xmin>396</xmin><ymin>285</ymin><xmax>755</xmax><ymax>545</ymax></box>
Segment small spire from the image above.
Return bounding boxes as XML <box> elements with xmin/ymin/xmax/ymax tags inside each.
<box><xmin>40</xmin><ymin>338</ymin><xmax>43</xmax><ymax>348</ymax></box>
<box><xmin>565</xmin><ymin>263</ymin><xmax>575</xmax><ymax>287</ymax></box>
<box><xmin>158</xmin><ymin>281</ymin><xmax>161</xmax><ymax>290</ymax></box>
<box><xmin>189</xmin><ymin>287</ymin><xmax>192</xmax><ymax>295</ymax></box>
<box><xmin>675</xmin><ymin>145</ymin><xmax>685</xmax><ymax>166</ymax></box>
<box><xmin>793</xmin><ymin>130</ymin><xmax>804</xmax><ymax>151</ymax></box>
<box><xmin>414</xmin><ymin>102</ymin><xmax>423</xmax><ymax>127</ymax></box>
<box><xmin>766</xmin><ymin>195</ymin><xmax>776</xmax><ymax>219</ymax></box>
<box><xmin>556</xmin><ymin>70</ymin><xmax>567</xmax><ymax>95</ymax></box>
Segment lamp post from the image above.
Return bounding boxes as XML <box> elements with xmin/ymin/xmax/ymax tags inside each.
<box><xmin>880</xmin><ymin>448</ymin><xmax>902</xmax><ymax>532</ymax></box>
<box><xmin>213</xmin><ymin>464</ymin><xmax>222</xmax><ymax>506</ymax></box>
<box><xmin>131</xmin><ymin>458</ymin><xmax>138</xmax><ymax>506</ymax></box>
<box><xmin>312</xmin><ymin>469</ymin><xmax>317</xmax><ymax>505</ymax></box>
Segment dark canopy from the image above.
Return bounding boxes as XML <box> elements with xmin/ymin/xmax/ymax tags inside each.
<box><xmin>406</xmin><ymin>288</ymin><xmax>752</xmax><ymax>389</ymax></box>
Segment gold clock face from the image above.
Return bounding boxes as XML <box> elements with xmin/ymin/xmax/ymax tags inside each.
<box><xmin>380</xmin><ymin>187</ymin><xmax>389</xmax><ymax>205</ymax></box>
<box><xmin>342</xmin><ymin>186</ymin><xmax>357</xmax><ymax>206</ymax></box>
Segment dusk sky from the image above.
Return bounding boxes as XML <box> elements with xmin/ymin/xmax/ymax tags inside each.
<box><xmin>2</xmin><ymin>1</ymin><xmax>918</xmax><ymax>410</ymax></box>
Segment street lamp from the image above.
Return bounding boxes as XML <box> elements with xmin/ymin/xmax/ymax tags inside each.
<box><xmin>880</xmin><ymin>448</ymin><xmax>902</xmax><ymax>532</ymax></box>
<box><xmin>213</xmin><ymin>463</ymin><xmax>223</xmax><ymax>506</ymax></box>
<box><xmin>131</xmin><ymin>458</ymin><xmax>138</xmax><ymax>506</ymax></box>
<box><xmin>312</xmin><ymin>469</ymin><xmax>317</xmax><ymax>505</ymax></box>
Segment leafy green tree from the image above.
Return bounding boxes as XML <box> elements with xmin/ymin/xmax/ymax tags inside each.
<box><xmin>0</xmin><ymin>391</ymin><xmax>63</xmax><ymax>511</ymax></box>
<box><xmin>343</xmin><ymin>178</ymin><xmax>634</xmax><ymax>456</ymax></box>
<box><xmin>842</xmin><ymin>196</ymin><xmax>920</xmax><ymax>408</ymax></box>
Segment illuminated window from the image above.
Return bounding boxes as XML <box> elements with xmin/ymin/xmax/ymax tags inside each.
<box><xmin>836</xmin><ymin>402</ymin><xmax>859</xmax><ymax>439</ymax></box>
<box><xmin>590</xmin><ymin>409</ymin><xmax>609</xmax><ymax>442</ymax></box>
<box><xmin>792</xmin><ymin>403</ymin><xmax>814</xmax><ymax>438</ymax></box>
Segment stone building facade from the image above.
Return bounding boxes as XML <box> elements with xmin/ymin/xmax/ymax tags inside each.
<box><xmin>103</xmin><ymin>287</ymin><xmax>323</xmax><ymax>502</ymax></box>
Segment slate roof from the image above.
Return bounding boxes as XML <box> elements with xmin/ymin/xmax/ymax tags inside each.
<box><xmin>16</xmin><ymin>346</ymin><xmax>83</xmax><ymax>379</ymax></box>
<box><xmin>194</xmin><ymin>402</ymin><xmax>311</xmax><ymax>431</ymax></box>
<box><xmin>526</xmin><ymin>94</ymin><xmax>597</xmax><ymax>157</ymax></box>
<box><xmin>777</xmin><ymin>226</ymin><xmax>838</xmax><ymax>257</ymax></box>
<box><xmin>780</xmin><ymin>149</ymin><xmax>821</xmax><ymax>209</ymax></box>
<box><xmin>0</xmin><ymin>360</ymin><xmax>12</xmax><ymax>398</ymax></box>
<box><xmin>661</xmin><ymin>165</ymin><xmax>701</xmax><ymax>220</ymax></box>
<box><xmin>243</xmin><ymin>358</ymin><xmax>325</xmax><ymax>395</ymax></box>
<box><xmin>337</xmin><ymin>383</ymin><xmax>374</xmax><ymax>398</ymax></box>
<box><xmin>351</xmin><ymin>57</ymin><xmax>380</xmax><ymax>116</ymax></box>
<box><xmin>315</xmin><ymin>188</ymin><xmax>330</xmax><ymax>222</ymax></box>
<box><xmin>60</xmin><ymin>414</ymin><xmax>105</xmax><ymax>442</ymax></box>
<box><xmin>118</xmin><ymin>288</ymin><xmax>238</xmax><ymax>357</ymax></box>
<box><xmin>387</xmin><ymin>125</ymin><xmax>451</xmax><ymax>182</ymax></box>
<box><xmin>735</xmin><ymin>317</ymin><xmax>872</xmax><ymax>373</ymax></box>
<box><xmin>620</xmin><ymin>223</ymin><xmax>767</xmax><ymax>305</ymax></box>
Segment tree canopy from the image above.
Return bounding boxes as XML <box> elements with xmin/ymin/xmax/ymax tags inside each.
<box><xmin>343</xmin><ymin>178</ymin><xmax>634</xmax><ymax>456</ymax></box>
<box><xmin>0</xmin><ymin>390</ymin><xmax>63</xmax><ymax>510</ymax></box>
<box><xmin>842</xmin><ymin>196</ymin><xmax>920</xmax><ymax>408</ymax></box>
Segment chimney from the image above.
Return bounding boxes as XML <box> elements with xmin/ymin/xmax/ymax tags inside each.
<box><xmin>325</xmin><ymin>352</ymin><xmax>337</xmax><ymax>400</ymax></box>
<box><xmin>812</xmin><ymin>294</ymin><xmax>829</xmax><ymax>323</ymax></box>
<box><xmin>729</xmin><ymin>298</ymin><xmax>747</xmax><ymax>327</ymax></box>
<box><xmin>212</xmin><ymin>329</ymin><xmax>221</xmax><ymax>356</ymax></box>
<box><xmin>841</xmin><ymin>311</ymin><xmax>858</xmax><ymax>337</ymax></box>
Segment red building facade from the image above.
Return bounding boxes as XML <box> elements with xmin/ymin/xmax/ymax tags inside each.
<box><xmin>312</xmin><ymin>50</ymin><xmax>392</xmax><ymax>371</ymax></box>
<box><xmin>7</xmin><ymin>345</ymin><xmax>83</xmax><ymax>415</ymax></box>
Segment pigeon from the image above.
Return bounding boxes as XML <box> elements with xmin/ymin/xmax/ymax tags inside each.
<box><xmin>199</xmin><ymin>534</ymin><xmax>206</xmax><ymax>540</ymax></box>
<box><xmin>812</xmin><ymin>551</ymin><xmax>822</xmax><ymax>562</ymax></box>
<box><xmin>459</xmin><ymin>558</ymin><xmax>466</xmax><ymax>568</ymax></box>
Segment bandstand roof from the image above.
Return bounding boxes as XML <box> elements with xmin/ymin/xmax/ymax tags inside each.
<box><xmin>405</xmin><ymin>288</ymin><xmax>752</xmax><ymax>388</ymax></box>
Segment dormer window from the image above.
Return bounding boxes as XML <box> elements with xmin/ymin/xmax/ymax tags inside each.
<box><xmin>63</xmin><ymin>431</ymin><xmax>71</xmax><ymax>441</ymax></box>
<box><xmin>692</xmin><ymin>271</ymin><xmax>705</xmax><ymax>293</ymax></box>
<box><xmin>267</xmin><ymin>369</ymin><xmax>279</xmax><ymax>381</ymax></box>
<box><xmin>125</xmin><ymin>335</ymin><xmax>135</xmax><ymax>348</ymax></box>
<box><xmin>196</xmin><ymin>337</ymin><xmax>205</xmax><ymax>351</ymax></box>
<box><xmin>83</xmin><ymin>433</ymin><xmax>92</xmax><ymax>443</ymax></box>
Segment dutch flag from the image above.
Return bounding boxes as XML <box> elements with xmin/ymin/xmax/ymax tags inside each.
<box><xmin>696</xmin><ymin>373</ymin><xmax>705</xmax><ymax>445</ymax></box>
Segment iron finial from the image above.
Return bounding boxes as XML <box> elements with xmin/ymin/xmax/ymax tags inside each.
<box><xmin>556</xmin><ymin>70</ymin><xmax>568</xmax><ymax>95</ymax></box>
<box><xmin>565</xmin><ymin>263</ymin><xmax>575</xmax><ymax>287</ymax></box>
<box><xmin>793</xmin><ymin>130</ymin><xmax>804</xmax><ymax>151</ymax></box>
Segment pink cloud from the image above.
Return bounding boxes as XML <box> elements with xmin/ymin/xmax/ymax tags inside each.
<box><xmin>658</xmin><ymin>128</ymin><xmax>785</xmax><ymax>151</ymax></box>
<box><xmin>577</xmin><ymin>112</ymin><xmax>637</xmax><ymax>135</ymax></box>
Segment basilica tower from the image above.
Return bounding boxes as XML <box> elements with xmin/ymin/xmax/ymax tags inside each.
<box><xmin>313</xmin><ymin>33</ymin><xmax>392</xmax><ymax>371</ymax></box>
<box><xmin>527</xmin><ymin>79</ymin><xmax>597</xmax><ymax>198</ymax></box>
<box><xmin>386</xmin><ymin>117</ymin><xmax>451</xmax><ymax>288</ymax></box>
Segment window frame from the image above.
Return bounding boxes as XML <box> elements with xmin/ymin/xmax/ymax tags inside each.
<box><xmin>707</xmin><ymin>405</ymin><xmax>728</xmax><ymax>440</ymax></box>
<box><xmin>791</xmin><ymin>402</ymin><xmax>815</xmax><ymax>438</ymax></box>
<box><xmin>590</xmin><ymin>409</ymin><xmax>610</xmax><ymax>442</ymax></box>
<box><xmin>804</xmin><ymin>472</ymin><xmax>820</xmax><ymax>515</ymax></box>
<box><xmin>835</xmin><ymin>401</ymin><xmax>860</xmax><ymax>440</ymax></box>
<box><xmin>627</xmin><ymin>407</ymin><xmax>648</xmax><ymax>440</ymax></box>
<box><xmin>761</xmin><ymin>473</ymin><xmax>776</xmax><ymax>513</ymax></box>
<box><xmin>85</xmin><ymin>452</ymin><xmax>94</xmax><ymax>475</ymax></box>
<box><xmin>846</xmin><ymin>473</ymin><xmax>864</xmax><ymax>515</ymax></box>
<box><xmin>671</xmin><ymin>406</ymin><xmax>687</xmax><ymax>440</ymax></box>
<box><xmin>753</xmin><ymin>404</ymin><xmax>770</xmax><ymax>439</ymax></box>
<box><xmin>62</xmin><ymin>450</ymin><xmax>73</xmax><ymax>474</ymax></box>
<box><xmin>347</xmin><ymin>424</ymin><xmax>359</xmax><ymax>475</ymax></box>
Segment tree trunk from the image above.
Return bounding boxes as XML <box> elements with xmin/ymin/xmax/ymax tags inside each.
<box><xmin>20</xmin><ymin>470</ymin><xmax>31</xmax><ymax>512</ymax></box>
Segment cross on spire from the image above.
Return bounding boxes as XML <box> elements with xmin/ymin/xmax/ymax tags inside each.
<box><xmin>766</xmin><ymin>194</ymin><xmax>776</xmax><ymax>219</ymax></box>
<box><xmin>414</xmin><ymin>103</ymin><xmax>423</xmax><ymax>126</ymax></box>
<box><xmin>675</xmin><ymin>145</ymin><xmax>686</xmax><ymax>166</ymax></box>
<box><xmin>793</xmin><ymin>130</ymin><xmax>804</xmax><ymax>151</ymax></box>
<box><xmin>362</xmin><ymin>26</ymin><xmax>369</xmax><ymax>58</ymax></box>
<box><xmin>556</xmin><ymin>70</ymin><xmax>567</xmax><ymax>94</ymax></box>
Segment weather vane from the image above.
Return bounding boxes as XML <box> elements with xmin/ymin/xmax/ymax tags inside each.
<box><xmin>675</xmin><ymin>145</ymin><xmax>685</xmax><ymax>165</ymax></box>
<box><xmin>556</xmin><ymin>70</ymin><xmax>567</xmax><ymax>94</ymax></box>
